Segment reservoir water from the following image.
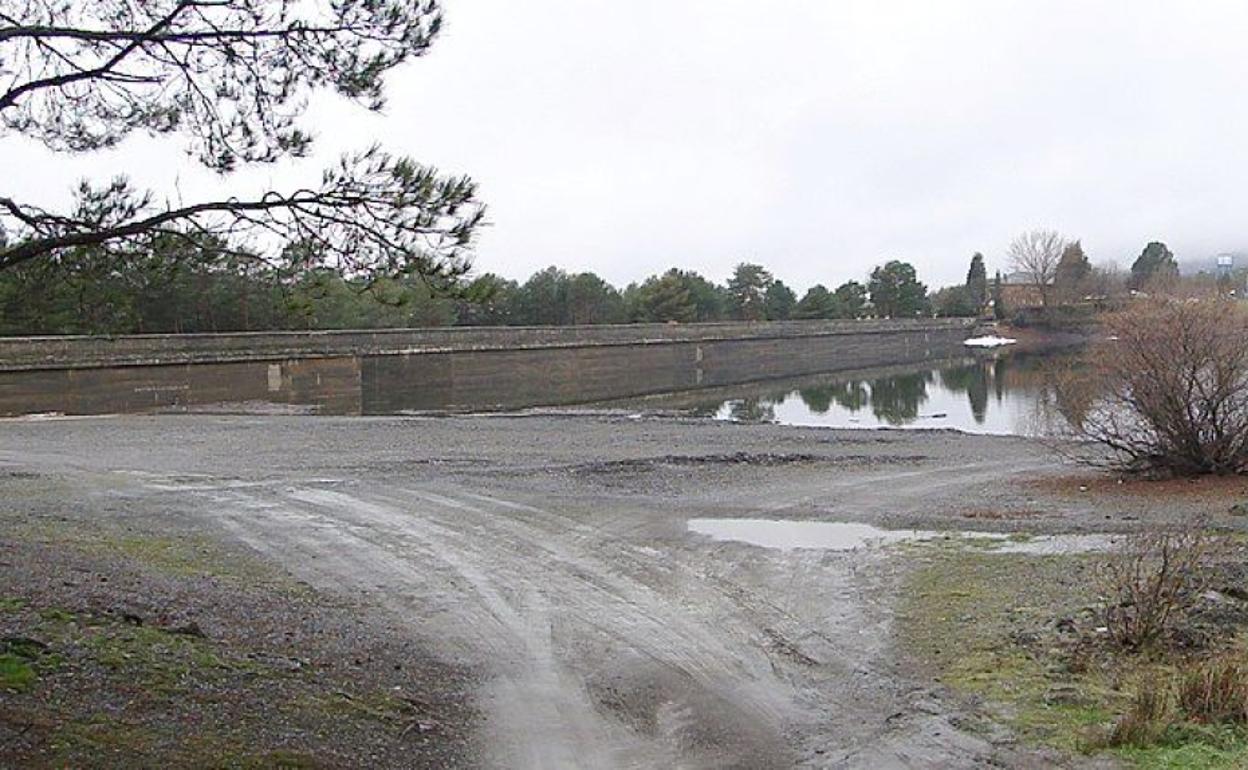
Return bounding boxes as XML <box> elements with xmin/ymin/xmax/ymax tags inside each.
<box><xmin>622</xmin><ymin>349</ymin><xmax>1074</xmax><ymax>436</ymax></box>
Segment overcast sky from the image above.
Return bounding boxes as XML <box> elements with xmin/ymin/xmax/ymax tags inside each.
<box><xmin>8</xmin><ymin>0</ymin><xmax>1248</xmax><ymax>291</ymax></box>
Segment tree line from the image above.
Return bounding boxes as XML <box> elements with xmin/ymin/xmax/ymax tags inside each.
<box><xmin>1</xmin><ymin>230</ymin><xmax>1224</xmax><ymax>335</ymax></box>
<box><xmin>1</xmin><ymin>4</ymin><xmax>1238</xmax><ymax>340</ymax></box>
<box><xmin>0</xmin><ymin>239</ymin><xmax>939</xmax><ymax>334</ymax></box>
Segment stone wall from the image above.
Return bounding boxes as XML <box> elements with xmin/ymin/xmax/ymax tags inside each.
<box><xmin>0</xmin><ymin>319</ymin><xmax>972</xmax><ymax>371</ymax></box>
<box><xmin>0</xmin><ymin>319</ymin><xmax>974</xmax><ymax>416</ymax></box>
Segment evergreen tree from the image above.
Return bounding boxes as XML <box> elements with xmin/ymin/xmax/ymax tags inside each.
<box><xmin>1129</xmin><ymin>241</ymin><xmax>1179</xmax><ymax>289</ymax></box>
<box><xmin>567</xmin><ymin>272</ymin><xmax>624</xmax><ymax>324</ymax></box>
<box><xmin>515</xmin><ymin>267</ymin><xmax>572</xmax><ymax>326</ymax></box>
<box><xmin>1</xmin><ymin>2</ymin><xmax>486</xmax><ymax>288</ymax></box>
<box><xmin>992</xmin><ymin>271</ymin><xmax>1007</xmax><ymax>321</ymax></box>
<box><xmin>764</xmin><ymin>281</ymin><xmax>797</xmax><ymax>320</ymax></box>
<box><xmin>678</xmin><ymin>270</ymin><xmax>729</xmax><ymax>321</ymax></box>
<box><xmin>833</xmin><ymin>281</ymin><xmax>868</xmax><ymax>319</ymax></box>
<box><xmin>1054</xmin><ymin>240</ymin><xmax>1091</xmax><ymax>302</ymax></box>
<box><xmin>456</xmin><ymin>274</ymin><xmax>521</xmax><ymax>326</ymax></box>
<box><xmin>726</xmin><ymin>263</ymin><xmax>773</xmax><ymax>321</ymax></box>
<box><xmin>868</xmin><ymin>261</ymin><xmax>927</xmax><ymax>318</ymax></box>
<box><xmin>635</xmin><ymin>270</ymin><xmax>697</xmax><ymax>322</ymax></box>
<box><xmin>931</xmin><ymin>286</ymin><xmax>977</xmax><ymax>317</ymax></box>
<box><xmin>965</xmin><ymin>253</ymin><xmax>988</xmax><ymax>311</ymax></box>
<box><xmin>794</xmin><ymin>285</ymin><xmax>839</xmax><ymax>319</ymax></box>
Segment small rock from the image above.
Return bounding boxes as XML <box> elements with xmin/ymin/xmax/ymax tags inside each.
<box><xmin>168</xmin><ymin>621</ymin><xmax>207</xmax><ymax>638</ymax></box>
<box><xmin>1229</xmin><ymin>502</ymin><xmax>1248</xmax><ymax>516</ymax></box>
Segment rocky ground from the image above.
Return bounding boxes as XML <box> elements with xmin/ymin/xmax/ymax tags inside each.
<box><xmin>1</xmin><ymin>413</ymin><xmax>1244</xmax><ymax>768</ymax></box>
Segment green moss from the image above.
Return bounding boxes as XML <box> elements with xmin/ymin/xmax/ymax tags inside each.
<box><xmin>897</xmin><ymin>549</ymin><xmax>1119</xmax><ymax>752</ymax></box>
<box><xmin>80</xmin><ymin>623</ymin><xmax>258</xmax><ymax>695</ymax></box>
<box><xmin>0</xmin><ymin>653</ymin><xmax>36</xmax><ymax>691</ymax></box>
<box><xmin>48</xmin><ymin>716</ymin><xmax>316</xmax><ymax>768</ymax></box>
<box><xmin>39</xmin><ymin>606</ymin><xmax>76</xmax><ymax>623</ymax></box>
<box><xmin>108</xmin><ymin>534</ymin><xmax>238</xmax><ymax>577</ymax></box>
<box><xmin>49</xmin><ymin>718</ymin><xmax>162</xmax><ymax>762</ymax></box>
<box><xmin>0</xmin><ymin>596</ymin><xmax>28</xmax><ymax>612</ymax></box>
<box><xmin>897</xmin><ymin>547</ymin><xmax>1248</xmax><ymax>767</ymax></box>
<box><xmin>7</xmin><ymin>518</ymin><xmax>304</xmax><ymax>591</ymax></box>
<box><xmin>303</xmin><ymin>690</ymin><xmax>417</xmax><ymax>725</ymax></box>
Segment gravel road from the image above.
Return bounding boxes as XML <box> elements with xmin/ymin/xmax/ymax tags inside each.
<box><xmin>1</xmin><ymin>413</ymin><xmax>1126</xmax><ymax>768</ymax></box>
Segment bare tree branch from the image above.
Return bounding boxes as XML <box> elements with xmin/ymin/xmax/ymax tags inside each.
<box><xmin>1056</xmin><ymin>297</ymin><xmax>1248</xmax><ymax>475</ymax></box>
<box><xmin>1008</xmin><ymin>229</ymin><xmax>1066</xmax><ymax>308</ymax></box>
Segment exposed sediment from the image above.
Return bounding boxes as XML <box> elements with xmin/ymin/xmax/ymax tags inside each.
<box><xmin>1</xmin><ymin>414</ymin><xmax>1239</xmax><ymax>767</ymax></box>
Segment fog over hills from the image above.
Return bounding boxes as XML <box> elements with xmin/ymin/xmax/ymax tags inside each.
<box><xmin>1179</xmin><ymin>251</ymin><xmax>1248</xmax><ymax>276</ymax></box>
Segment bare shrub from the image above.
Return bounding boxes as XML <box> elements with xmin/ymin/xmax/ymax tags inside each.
<box><xmin>1177</xmin><ymin>655</ymin><xmax>1248</xmax><ymax>724</ymax></box>
<box><xmin>1059</xmin><ymin>297</ymin><xmax>1248</xmax><ymax>476</ymax></box>
<box><xmin>1099</xmin><ymin>522</ymin><xmax>1213</xmax><ymax>650</ymax></box>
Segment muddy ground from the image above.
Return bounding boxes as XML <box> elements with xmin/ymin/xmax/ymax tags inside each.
<box><xmin>1</xmin><ymin>413</ymin><xmax>1243</xmax><ymax>768</ymax></box>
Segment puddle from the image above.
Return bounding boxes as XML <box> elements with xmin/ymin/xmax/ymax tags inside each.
<box><xmin>687</xmin><ymin>518</ymin><xmax>1117</xmax><ymax>555</ymax></box>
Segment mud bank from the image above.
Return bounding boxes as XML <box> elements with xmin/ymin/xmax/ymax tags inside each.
<box><xmin>0</xmin><ymin>415</ymin><xmax>1241</xmax><ymax>768</ymax></box>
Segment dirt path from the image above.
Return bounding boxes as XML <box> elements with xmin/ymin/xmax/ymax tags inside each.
<box><xmin>0</xmin><ymin>413</ymin><xmax>1097</xmax><ymax>767</ymax></box>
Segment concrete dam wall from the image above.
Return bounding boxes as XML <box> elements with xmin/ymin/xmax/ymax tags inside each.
<box><xmin>0</xmin><ymin>319</ymin><xmax>975</xmax><ymax>417</ymax></box>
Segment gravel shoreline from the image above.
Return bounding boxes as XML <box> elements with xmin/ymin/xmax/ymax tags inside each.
<box><xmin>1</xmin><ymin>414</ymin><xmax>1243</xmax><ymax>767</ymax></box>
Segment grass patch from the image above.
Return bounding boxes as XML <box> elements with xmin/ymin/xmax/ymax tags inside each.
<box><xmin>896</xmin><ymin>547</ymin><xmax>1248</xmax><ymax>766</ymax></box>
<box><xmin>108</xmin><ymin>534</ymin><xmax>245</xmax><ymax>578</ymax></box>
<box><xmin>49</xmin><ymin>720</ymin><xmax>325</xmax><ymax>769</ymax></box>
<box><xmin>898</xmin><ymin>549</ymin><xmax>1106</xmax><ymax>749</ymax></box>
<box><xmin>77</xmin><ymin>619</ymin><xmax>258</xmax><ymax>696</ymax></box>
<box><xmin>7</xmin><ymin>517</ymin><xmax>313</xmax><ymax>597</ymax></box>
<box><xmin>1115</xmin><ymin>723</ymin><xmax>1248</xmax><ymax>769</ymax></box>
<box><xmin>0</xmin><ymin>596</ymin><xmax>28</xmax><ymax>612</ymax></box>
<box><xmin>0</xmin><ymin>653</ymin><xmax>36</xmax><ymax>691</ymax></box>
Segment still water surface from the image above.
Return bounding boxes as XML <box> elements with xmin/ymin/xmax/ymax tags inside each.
<box><xmin>686</xmin><ymin>518</ymin><xmax>1114</xmax><ymax>554</ymax></box>
<box><xmin>672</xmin><ymin>350</ymin><xmax>1073</xmax><ymax>436</ymax></box>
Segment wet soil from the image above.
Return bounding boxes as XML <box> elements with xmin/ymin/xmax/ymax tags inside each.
<box><xmin>1</xmin><ymin>413</ymin><xmax>1243</xmax><ymax>768</ymax></box>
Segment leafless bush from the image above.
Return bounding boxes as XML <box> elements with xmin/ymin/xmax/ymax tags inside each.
<box><xmin>1058</xmin><ymin>297</ymin><xmax>1248</xmax><ymax>476</ymax></box>
<box><xmin>1099</xmin><ymin>521</ymin><xmax>1214</xmax><ymax>650</ymax></box>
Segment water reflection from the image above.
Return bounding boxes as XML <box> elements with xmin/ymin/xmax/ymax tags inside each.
<box><xmin>726</xmin><ymin>398</ymin><xmax>776</xmax><ymax>424</ymax></box>
<box><xmin>703</xmin><ymin>351</ymin><xmax>1074</xmax><ymax>436</ymax></box>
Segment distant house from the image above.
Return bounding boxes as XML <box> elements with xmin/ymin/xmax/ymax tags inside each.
<box><xmin>1000</xmin><ymin>271</ymin><xmax>1048</xmax><ymax>309</ymax></box>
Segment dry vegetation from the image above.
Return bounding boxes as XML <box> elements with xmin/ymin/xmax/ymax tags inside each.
<box><xmin>1058</xmin><ymin>297</ymin><xmax>1248</xmax><ymax>476</ymax></box>
<box><xmin>901</xmin><ymin>518</ymin><xmax>1248</xmax><ymax>768</ymax></box>
<box><xmin>1099</xmin><ymin>521</ymin><xmax>1216</xmax><ymax>649</ymax></box>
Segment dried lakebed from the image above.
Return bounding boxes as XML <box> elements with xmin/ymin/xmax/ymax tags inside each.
<box><xmin>0</xmin><ymin>414</ymin><xmax>1237</xmax><ymax>768</ymax></box>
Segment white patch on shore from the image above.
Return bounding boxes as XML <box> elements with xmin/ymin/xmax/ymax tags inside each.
<box><xmin>963</xmin><ymin>335</ymin><xmax>1018</xmax><ymax>348</ymax></box>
